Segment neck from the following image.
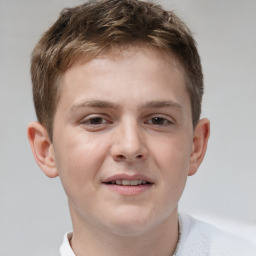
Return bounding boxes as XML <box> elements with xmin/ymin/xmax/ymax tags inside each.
<box><xmin>69</xmin><ymin>208</ymin><xmax>179</xmax><ymax>256</ymax></box>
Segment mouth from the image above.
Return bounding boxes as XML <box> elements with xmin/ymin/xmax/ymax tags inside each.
<box><xmin>104</xmin><ymin>179</ymin><xmax>152</xmax><ymax>186</ymax></box>
<box><xmin>102</xmin><ymin>174</ymin><xmax>154</xmax><ymax>195</ymax></box>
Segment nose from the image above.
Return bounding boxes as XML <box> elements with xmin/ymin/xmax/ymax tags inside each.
<box><xmin>111</xmin><ymin>120</ymin><xmax>148</xmax><ymax>163</ymax></box>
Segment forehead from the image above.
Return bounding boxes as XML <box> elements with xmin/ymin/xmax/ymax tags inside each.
<box><xmin>60</xmin><ymin>45</ymin><xmax>187</xmax><ymax>91</ymax></box>
<box><xmin>73</xmin><ymin>45</ymin><xmax>186</xmax><ymax>76</ymax></box>
<box><xmin>57</xmin><ymin>46</ymin><xmax>190</xmax><ymax>110</ymax></box>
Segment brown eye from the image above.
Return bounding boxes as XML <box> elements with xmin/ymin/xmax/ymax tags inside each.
<box><xmin>151</xmin><ymin>117</ymin><xmax>166</xmax><ymax>125</ymax></box>
<box><xmin>148</xmin><ymin>117</ymin><xmax>172</xmax><ymax>126</ymax></box>
<box><xmin>89</xmin><ymin>117</ymin><xmax>104</xmax><ymax>125</ymax></box>
<box><xmin>80</xmin><ymin>116</ymin><xmax>110</xmax><ymax>126</ymax></box>
<box><xmin>80</xmin><ymin>115</ymin><xmax>112</xmax><ymax>132</ymax></box>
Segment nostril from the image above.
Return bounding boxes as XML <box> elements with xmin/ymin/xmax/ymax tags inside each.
<box><xmin>116</xmin><ymin>155</ymin><xmax>126</xmax><ymax>160</ymax></box>
<box><xmin>115</xmin><ymin>154</ymin><xmax>144</xmax><ymax>161</ymax></box>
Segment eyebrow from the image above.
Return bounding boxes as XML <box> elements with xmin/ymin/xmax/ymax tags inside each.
<box><xmin>71</xmin><ymin>100</ymin><xmax>119</xmax><ymax>112</ymax></box>
<box><xmin>70</xmin><ymin>99</ymin><xmax>182</xmax><ymax>112</ymax></box>
<box><xmin>140</xmin><ymin>100</ymin><xmax>182</xmax><ymax>110</ymax></box>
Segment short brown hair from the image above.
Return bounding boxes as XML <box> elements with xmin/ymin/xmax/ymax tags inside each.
<box><xmin>31</xmin><ymin>0</ymin><xmax>203</xmax><ymax>140</ymax></box>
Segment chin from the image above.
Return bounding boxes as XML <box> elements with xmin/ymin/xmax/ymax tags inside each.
<box><xmin>109</xmin><ymin>221</ymin><xmax>152</xmax><ymax>237</ymax></box>
<box><xmin>103</xmin><ymin>206</ymin><xmax>164</xmax><ymax>237</ymax></box>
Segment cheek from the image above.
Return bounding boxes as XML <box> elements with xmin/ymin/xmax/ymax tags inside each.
<box><xmin>154</xmin><ymin>134</ymin><xmax>192</xmax><ymax>171</ymax></box>
<box><xmin>53</xmin><ymin>130</ymin><xmax>108</xmax><ymax>193</ymax></box>
<box><xmin>153</xmin><ymin>134</ymin><xmax>193</xmax><ymax>197</ymax></box>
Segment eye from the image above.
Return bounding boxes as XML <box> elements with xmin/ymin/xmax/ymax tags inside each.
<box><xmin>79</xmin><ymin>115</ymin><xmax>112</xmax><ymax>130</ymax></box>
<box><xmin>151</xmin><ymin>117</ymin><xmax>168</xmax><ymax>125</ymax></box>
<box><xmin>87</xmin><ymin>117</ymin><xmax>105</xmax><ymax>125</ymax></box>
<box><xmin>145</xmin><ymin>116</ymin><xmax>173</xmax><ymax>126</ymax></box>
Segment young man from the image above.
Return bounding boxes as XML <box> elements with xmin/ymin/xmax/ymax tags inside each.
<box><xmin>27</xmin><ymin>0</ymin><xmax>256</xmax><ymax>255</ymax></box>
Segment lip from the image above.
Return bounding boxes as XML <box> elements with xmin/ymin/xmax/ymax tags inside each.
<box><xmin>102</xmin><ymin>173</ymin><xmax>154</xmax><ymax>196</ymax></box>
<box><xmin>103</xmin><ymin>183</ymin><xmax>153</xmax><ymax>196</ymax></box>
<box><xmin>102</xmin><ymin>173</ymin><xmax>154</xmax><ymax>184</ymax></box>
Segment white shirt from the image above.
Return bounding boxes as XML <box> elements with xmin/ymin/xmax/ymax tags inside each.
<box><xmin>175</xmin><ymin>213</ymin><xmax>256</xmax><ymax>256</ymax></box>
<box><xmin>60</xmin><ymin>213</ymin><xmax>256</xmax><ymax>256</ymax></box>
<box><xmin>60</xmin><ymin>232</ymin><xmax>75</xmax><ymax>256</ymax></box>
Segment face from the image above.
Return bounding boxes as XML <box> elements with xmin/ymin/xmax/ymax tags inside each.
<box><xmin>52</xmin><ymin>46</ymin><xmax>195</xmax><ymax>236</ymax></box>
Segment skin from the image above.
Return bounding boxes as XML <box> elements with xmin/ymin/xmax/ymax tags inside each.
<box><xmin>28</xmin><ymin>46</ymin><xmax>210</xmax><ymax>256</ymax></box>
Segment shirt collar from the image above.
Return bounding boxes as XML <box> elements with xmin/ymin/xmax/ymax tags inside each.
<box><xmin>60</xmin><ymin>232</ymin><xmax>76</xmax><ymax>256</ymax></box>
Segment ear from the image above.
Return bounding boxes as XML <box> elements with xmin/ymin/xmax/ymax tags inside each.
<box><xmin>27</xmin><ymin>121</ymin><xmax>58</xmax><ymax>178</ymax></box>
<box><xmin>188</xmin><ymin>118</ymin><xmax>210</xmax><ymax>176</ymax></box>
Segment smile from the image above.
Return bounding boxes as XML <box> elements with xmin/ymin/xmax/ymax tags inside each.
<box><xmin>102</xmin><ymin>174</ymin><xmax>154</xmax><ymax>195</ymax></box>
<box><xmin>106</xmin><ymin>179</ymin><xmax>150</xmax><ymax>186</ymax></box>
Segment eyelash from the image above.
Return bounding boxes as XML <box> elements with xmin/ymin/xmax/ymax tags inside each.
<box><xmin>79</xmin><ymin>114</ymin><xmax>174</xmax><ymax>131</ymax></box>
<box><xmin>80</xmin><ymin>115</ymin><xmax>111</xmax><ymax>126</ymax></box>
<box><xmin>145</xmin><ymin>116</ymin><xmax>173</xmax><ymax>126</ymax></box>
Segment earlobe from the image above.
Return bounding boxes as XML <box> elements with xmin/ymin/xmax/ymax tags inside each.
<box><xmin>188</xmin><ymin>118</ymin><xmax>210</xmax><ymax>176</ymax></box>
<box><xmin>27</xmin><ymin>122</ymin><xmax>58</xmax><ymax>178</ymax></box>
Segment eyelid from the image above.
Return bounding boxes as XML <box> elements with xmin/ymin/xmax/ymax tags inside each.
<box><xmin>144</xmin><ymin>114</ymin><xmax>175</xmax><ymax>124</ymax></box>
<box><xmin>79</xmin><ymin>114</ymin><xmax>112</xmax><ymax>126</ymax></box>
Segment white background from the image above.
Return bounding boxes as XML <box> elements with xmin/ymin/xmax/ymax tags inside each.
<box><xmin>0</xmin><ymin>0</ymin><xmax>255</xmax><ymax>255</ymax></box>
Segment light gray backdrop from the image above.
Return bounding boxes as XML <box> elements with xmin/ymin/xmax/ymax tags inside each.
<box><xmin>1</xmin><ymin>0</ymin><xmax>255</xmax><ymax>255</ymax></box>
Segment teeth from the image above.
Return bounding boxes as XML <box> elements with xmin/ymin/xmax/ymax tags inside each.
<box><xmin>122</xmin><ymin>180</ymin><xmax>130</xmax><ymax>185</ymax></box>
<box><xmin>110</xmin><ymin>179</ymin><xmax>147</xmax><ymax>185</ymax></box>
<box><xmin>130</xmin><ymin>180</ymin><xmax>139</xmax><ymax>185</ymax></box>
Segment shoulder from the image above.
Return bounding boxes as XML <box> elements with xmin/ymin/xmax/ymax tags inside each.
<box><xmin>176</xmin><ymin>213</ymin><xmax>256</xmax><ymax>256</ymax></box>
